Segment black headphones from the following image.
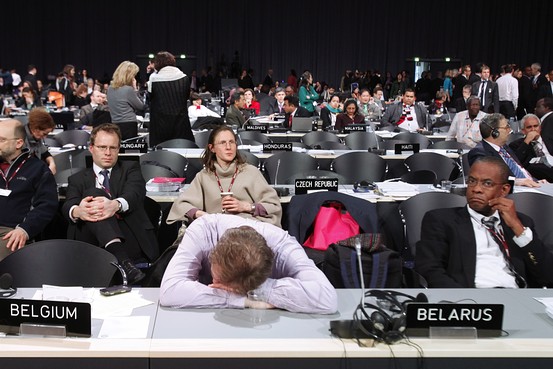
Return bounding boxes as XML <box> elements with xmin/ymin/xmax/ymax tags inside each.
<box><xmin>483</xmin><ymin>121</ymin><xmax>500</xmax><ymax>139</ymax></box>
<box><xmin>356</xmin><ymin>290</ymin><xmax>428</xmax><ymax>344</ymax></box>
<box><xmin>353</xmin><ymin>180</ymin><xmax>376</xmax><ymax>192</ymax></box>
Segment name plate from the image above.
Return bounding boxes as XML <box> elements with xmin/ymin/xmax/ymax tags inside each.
<box><xmin>120</xmin><ymin>142</ymin><xmax>148</xmax><ymax>153</ymax></box>
<box><xmin>263</xmin><ymin>143</ymin><xmax>292</xmax><ymax>152</ymax></box>
<box><xmin>295</xmin><ymin>178</ymin><xmax>339</xmax><ymax>195</ymax></box>
<box><xmin>405</xmin><ymin>303</ymin><xmax>504</xmax><ymax>337</ymax></box>
<box><xmin>394</xmin><ymin>143</ymin><xmax>420</xmax><ymax>155</ymax></box>
<box><xmin>343</xmin><ymin>125</ymin><xmax>366</xmax><ymax>132</ymax></box>
<box><xmin>245</xmin><ymin>125</ymin><xmax>267</xmax><ymax>133</ymax></box>
<box><xmin>0</xmin><ymin>298</ymin><xmax>91</xmax><ymax>337</ymax></box>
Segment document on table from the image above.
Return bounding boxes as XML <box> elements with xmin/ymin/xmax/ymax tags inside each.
<box><xmin>534</xmin><ymin>297</ymin><xmax>553</xmax><ymax>320</ymax></box>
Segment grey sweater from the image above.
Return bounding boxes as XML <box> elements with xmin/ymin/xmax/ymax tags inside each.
<box><xmin>107</xmin><ymin>85</ymin><xmax>144</xmax><ymax>123</ymax></box>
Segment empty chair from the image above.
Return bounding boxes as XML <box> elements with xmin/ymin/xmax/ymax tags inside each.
<box><xmin>398</xmin><ymin>192</ymin><xmax>467</xmax><ymax>258</ymax></box>
<box><xmin>317</xmin><ymin>141</ymin><xmax>351</xmax><ymax>150</ymax></box>
<box><xmin>0</xmin><ymin>239</ymin><xmax>118</xmax><ymax>287</ymax></box>
<box><xmin>263</xmin><ymin>151</ymin><xmax>318</xmax><ymax>184</ymax></box>
<box><xmin>193</xmin><ymin>130</ymin><xmax>212</xmax><ymax>148</ymax></box>
<box><xmin>141</xmin><ymin>164</ymin><xmax>178</xmax><ymax>182</ymax></box>
<box><xmin>331</xmin><ymin>152</ymin><xmax>387</xmax><ymax>184</ymax></box>
<box><xmin>238</xmin><ymin>149</ymin><xmax>260</xmax><ymax>168</ymax></box>
<box><xmin>237</xmin><ymin>130</ymin><xmax>272</xmax><ymax>144</ymax></box>
<box><xmin>509</xmin><ymin>192</ymin><xmax>553</xmax><ymax>248</ymax></box>
<box><xmin>404</xmin><ymin>152</ymin><xmax>457</xmax><ymax>181</ymax></box>
<box><xmin>238</xmin><ymin>139</ymin><xmax>264</xmax><ymax>146</ymax></box>
<box><xmin>52</xmin><ymin>148</ymin><xmax>89</xmax><ymax>172</ymax></box>
<box><xmin>392</xmin><ymin>132</ymin><xmax>432</xmax><ymax>149</ymax></box>
<box><xmin>44</xmin><ymin>137</ymin><xmax>60</xmax><ymax>147</ymax></box>
<box><xmin>399</xmin><ymin>170</ymin><xmax>437</xmax><ymax>184</ymax></box>
<box><xmin>156</xmin><ymin>138</ymin><xmax>198</xmax><ymax>149</ymax></box>
<box><xmin>428</xmin><ymin>140</ymin><xmax>469</xmax><ymax>150</ymax></box>
<box><xmin>301</xmin><ymin>131</ymin><xmax>341</xmax><ymax>148</ymax></box>
<box><xmin>55</xmin><ymin>130</ymin><xmax>91</xmax><ymax>147</ymax></box>
<box><xmin>344</xmin><ymin>131</ymin><xmax>384</xmax><ymax>150</ymax></box>
<box><xmin>54</xmin><ymin>167</ymin><xmax>86</xmax><ymax>184</ymax></box>
<box><xmin>292</xmin><ymin>141</ymin><xmax>310</xmax><ymax>149</ymax></box>
<box><xmin>139</xmin><ymin>150</ymin><xmax>188</xmax><ymax>177</ymax></box>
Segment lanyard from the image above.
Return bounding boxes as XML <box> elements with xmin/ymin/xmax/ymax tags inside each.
<box><xmin>1</xmin><ymin>155</ymin><xmax>30</xmax><ymax>190</ymax></box>
<box><xmin>214</xmin><ymin>165</ymin><xmax>239</xmax><ymax>193</ymax></box>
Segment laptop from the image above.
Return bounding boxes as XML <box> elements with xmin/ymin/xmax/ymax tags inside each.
<box><xmin>291</xmin><ymin>117</ymin><xmax>313</xmax><ymax>132</ymax></box>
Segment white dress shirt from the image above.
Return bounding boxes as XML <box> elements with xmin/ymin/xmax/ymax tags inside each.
<box><xmin>496</xmin><ymin>73</ymin><xmax>519</xmax><ymax>109</ymax></box>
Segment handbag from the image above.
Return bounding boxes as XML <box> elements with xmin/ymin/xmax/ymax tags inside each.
<box><xmin>303</xmin><ymin>201</ymin><xmax>359</xmax><ymax>251</ymax></box>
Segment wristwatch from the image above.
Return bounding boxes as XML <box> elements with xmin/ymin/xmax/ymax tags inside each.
<box><xmin>116</xmin><ymin>200</ymin><xmax>123</xmax><ymax>213</ymax></box>
<box><xmin>250</xmin><ymin>203</ymin><xmax>256</xmax><ymax>214</ymax></box>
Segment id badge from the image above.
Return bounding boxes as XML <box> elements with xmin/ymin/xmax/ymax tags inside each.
<box><xmin>0</xmin><ymin>189</ymin><xmax>12</xmax><ymax>197</ymax></box>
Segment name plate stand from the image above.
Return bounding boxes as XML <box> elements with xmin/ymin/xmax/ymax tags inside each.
<box><xmin>428</xmin><ymin>326</ymin><xmax>478</xmax><ymax>340</ymax></box>
<box><xmin>20</xmin><ymin>323</ymin><xmax>67</xmax><ymax>338</ymax></box>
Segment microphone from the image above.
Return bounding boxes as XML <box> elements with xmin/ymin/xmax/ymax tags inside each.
<box><xmin>354</xmin><ymin>238</ymin><xmax>366</xmax><ymax>308</ymax></box>
<box><xmin>0</xmin><ymin>273</ymin><xmax>17</xmax><ymax>298</ymax></box>
<box><xmin>274</xmin><ymin>158</ymin><xmax>281</xmax><ymax>186</ymax></box>
<box><xmin>111</xmin><ymin>262</ymin><xmax>129</xmax><ymax>287</ymax></box>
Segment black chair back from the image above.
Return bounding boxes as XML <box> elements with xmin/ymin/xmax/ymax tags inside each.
<box><xmin>331</xmin><ymin>152</ymin><xmax>387</xmax><ymax>184</ymax></box>
<box><xmin>140</xmin><ymin>150</ymin><xmax>188</xmax><ymax>177</ymax></box>
<box><xmin>344</xmin><ymin>131</ymin><xmax>383</xmax><ymax>150</ymax></box>
<box><xmin>263</xmin><ymin>151</ymin><xmax>318</xmax><ymax>184</ymax></box>
<box><xmin>301</xmin><ymin>131</ymin><xmax>341</xmax><ymax>148</ymax></box>
<box><xmin>0</xmin><ymin>240</ymin><xmax>117</xmax><ymax>287</ymax></box>
<box><xmin>404</xmin><ymin>152</ymin><xmax>457</xmax><ymax>181</ymax></box>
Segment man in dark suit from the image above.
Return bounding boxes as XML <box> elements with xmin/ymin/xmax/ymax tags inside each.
<box><xmin>416</xmin><ymin>156</ymin><xmax>553</xmax><ymax>288</ymax></box>
<box><xmin>517</xmin><ymin>66</ymin><xmax>533</xmax><ymax>120</ymax></box>
<box><xmin>381</xmin><ymin>88</ymin><xmax>428</xmax><ymax>132</ymax></box>
<box><xmin>62</xmin><ymin>123</ymin><xmax>158</xmax><ymax>284</ymax></box>
<box><xmin>535</xmin><ymin>97</ymin><xmax>553</xmax><ymax>154</ymax></box>
<box><xmin>283</xmin><ymin>95</ymin><xmax>310</xmax><ymax>129</ymax></box>
<box><xmin>538</xmin><ymin>69</ymin><xmax>553</xmax><ymax>99</ymax></box>
<box><xmin>452</xmin><ymin>65</ymin><xmax>479</xmax><ymax>101</ymax></box>
<box><xmin>264</xmin><ymin>87</ymin><xmax>285</xmax><ymax>116</ymax></box>
<box><xmin>509</xmin><ymin>114</ymin><xmax>553</xmax><ymax>182</ymax></box>
<box><xmin>77</xmin><ymin>90</ymin><xmax>109</xmax><ymax>130</ymax></box>
<box><xmin>23</xmin><ymin>64</ymin><xmax>38</xmax><ymax>93</ymax></box>
<box><xmin>472</xmin><ymin>65</ymin><xmax>500</xmax><ymax>114</ymax></box>
<box><xmin>530</xmin><ymin>63</ymin><xmax>548</xmax><ymax>111</ymax></box>
<box><xmin>468</xmin><ymin>113</ymin><xmax>544</xmax><ymax>187</ymax></box>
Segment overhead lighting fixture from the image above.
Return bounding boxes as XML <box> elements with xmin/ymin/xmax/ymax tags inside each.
<box><xmin>414</xmin><ymin>57</ymin><xmax>420</xmax><ymax>62</ymax></box>
<box><xmin>180</xmin><ymin>54</ymin><xmax>186</xmax><ymax>59</ymax></box>
<box><xmin>148</xmin><ymin>54</ymin><xmax>154</xmax><ymax>59</ymax></box>
<box><xmin>445</xmin><ymin>57</ymin><xmax>451</xmax><ymax>62</ymax></box>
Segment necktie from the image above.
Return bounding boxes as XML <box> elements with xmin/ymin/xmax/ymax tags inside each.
<box><xmin>480</xmin><ymin>81</ymin><xmax>487</xmax><ymax>106</ymax></box>
<box><xmin>498</xmin><ymin>147</ymin><xmax>531</xmax><ymax>179</ymax></box>
<box><xmin>481</xmin><ymin>216</ymin><xmax>527</xmax><ymax>287</ymax></box>
<box><xmin>288</xmin><ymin>115</ymin><xmax>293</xmax><ymax>128</ymax></box>
<box><xmin>100</xmin><ymin>169</ymin><xmax>111</xmax><ymax>193</ymax></box>
<box><xmin>531</xmin><ymin>141</ymin><xmax>545</xmax><ymax>157</ymax></box>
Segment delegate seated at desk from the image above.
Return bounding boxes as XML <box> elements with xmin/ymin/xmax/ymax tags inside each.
<box><xmin>380</xmin><ymin>88</ymin><xmax>428</xmax><ymax>132</ymax></box>
<box><xmin>160</xmin><ymin>213</ymin><xmax>338</xmax><ymax>314</ymax></box>
<box><xmin>416</xmin><ymin>156</ymin><xmax>553</xmax><ymax>288</ymax></box>
<box><xmin>167</xmin><ymin>125</ymin><xmax>281</xmax><ymax>230</ymax></box>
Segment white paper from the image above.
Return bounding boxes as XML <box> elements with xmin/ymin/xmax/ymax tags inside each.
<box><xmin>98</xmin><ymin>316</ymin><xmax>150</xmax><ymax>339</ymax></box>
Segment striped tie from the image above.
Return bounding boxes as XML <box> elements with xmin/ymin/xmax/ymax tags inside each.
<box><xmin>498</xmin><ymin>147</ymin><xmax>531</xmax><ymax>179</ymax></box>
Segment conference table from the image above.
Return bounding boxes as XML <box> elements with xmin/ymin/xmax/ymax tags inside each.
<box><xmin>2</xmin><ymin>288</ymin><xmax>553</xmax><ymax>369</ymax></box>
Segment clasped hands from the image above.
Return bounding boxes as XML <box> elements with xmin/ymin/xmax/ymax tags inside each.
<box><xmin>73</xmin><ymin>195</ymin><xmax>119</xmax><ymax>222</ymax></box>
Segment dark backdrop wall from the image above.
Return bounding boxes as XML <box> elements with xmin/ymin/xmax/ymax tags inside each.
<box><xmin>3</xmin><ymin>0</ymin><xmax>552</xmax><ymax>88</ymax></box>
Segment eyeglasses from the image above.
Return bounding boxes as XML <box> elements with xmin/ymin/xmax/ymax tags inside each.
<box><xmin>497</xmin><ymin>124</ymin><xmax>511</xmax><ymax>130</ymax></box>
<box><xmin>94</xmin><ymin>145</ymin><xmax>120</xmax><ymax>152</ymax></box>
<box><xmin>214</xmin><ymin>140</ymin><xmax>236</xmax><ymax>147</ymax></box>
<box><xmin>466</xmin><ymin>177</ymin><xmax>506</xmax><ymax>189</ymax></box>
<box><xmin>0</xmin><ymin>137</ymin><xmax>19</xmax><ymax>144</ymax></box>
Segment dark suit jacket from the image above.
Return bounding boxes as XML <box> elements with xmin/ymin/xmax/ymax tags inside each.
<box><xmin>283</xmin><ymin>106</ymin><xmax>311</xmax><ymax>129</ymax></box>
<box><xmin>509</xmin><ymin>137</ymin><xmax>553</xmax><ymax>182</ymax></box>
<box><xmin>540</xmin><ymin>113</ymin><xmax>553</xmax><ymax>155</ymax></box>
<box><xmin>225</xmin><ymin>105</ymin><xmax>246</xmax><ymax>127</ymax></box>
<box><xmin>472</xmin><ymin>80</ymin><xmax>500</xmax><ymax>113</ymax></box>
<box><xmin>415</xmin><ymin>207</ymin><xmax>553</xmax><ymax>288</ymax></box>
<box><xmin>381</xmin><ymin>102</ymin><xmax>428</xmax><ymax>130</ymax></box>
<box><xmin>468</xmin><ymin>140</ymin><xmax>524</xmax><ymax>177</ymax></box>
<box><xmin>538</xmin><ymin>82</ymin><xmax>553</xmax><ymax>99</ymax></box>
<box><xmin>319</xmin><ymin>106</ymin><xmax>336</xmax><ymax>130</ymax></box>
<box><xmin>62</xmin><ymin>161</ymin><xmax>158</xmax><ymax>261</ymax></box>
<box><xmin>454</xmin><ymin>97</ymin><xmax>468</xmax><ymax>113</ymax></box>
<box><xmin>517</xmin><ymin>76</ymin><xmax>533</xmax><ymax>116</ymax></box>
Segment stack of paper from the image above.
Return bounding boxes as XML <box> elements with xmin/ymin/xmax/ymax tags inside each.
<box><xmin>375</xmin><ymin>181</ymin><xmax>419</xmax><ymax>198</ymax></box>
<box><xmin>146</xmin><ymin>177</ymin><xmax>184</xmax><ymax>192</ymax></box>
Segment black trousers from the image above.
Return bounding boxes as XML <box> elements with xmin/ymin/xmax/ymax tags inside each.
<box><xmin>499</xmin><ymin>101</ymin><xmax>516</xmax><ymax>119</ymax></box>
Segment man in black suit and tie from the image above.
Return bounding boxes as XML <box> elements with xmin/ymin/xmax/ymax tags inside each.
<box><xmin>530</xmin><ymin>63</ymin><xmax>548</xmax><ymax>111</ymax></box>
<box><xmin>468</xmin><ymin>113</ymin><xmax>545</xmax><ymax>187</ymax></box>
<box><xmin>416</xmin><ymin>156</ymin><xmax>553</xmax><ymax>288</ymax></box>
<box><xmin>535</xmin><ymin>97</ymin><xmax>553</xmax><ymax>155</ymax></box>
<box><xmin>282</xmin><ymin>95</ymin><xmax>310</xmax><ymax>129</ymax></box>
<box><xmin>538</xmin><ymin>69</ymin><xmax>553</xmax><ymax>99</ymax></box>
<box><xmin>62</xmin><ymin>123</ymin><xmax>158</xmax><ymax>284</ymax></box>
<box><xmin>517</xmin><ymin>66</ymin><xmax>534</xmax><ymax>120</ymax></box>
<box><xmin>472</xmin><ymin>65</ymin><xmax>499</xmax><ymax>114</ymax></box>
<box><xmin>265</xmin><ymin>87</ymin><xmax>286</xmax><ymax>116</ymax></box>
